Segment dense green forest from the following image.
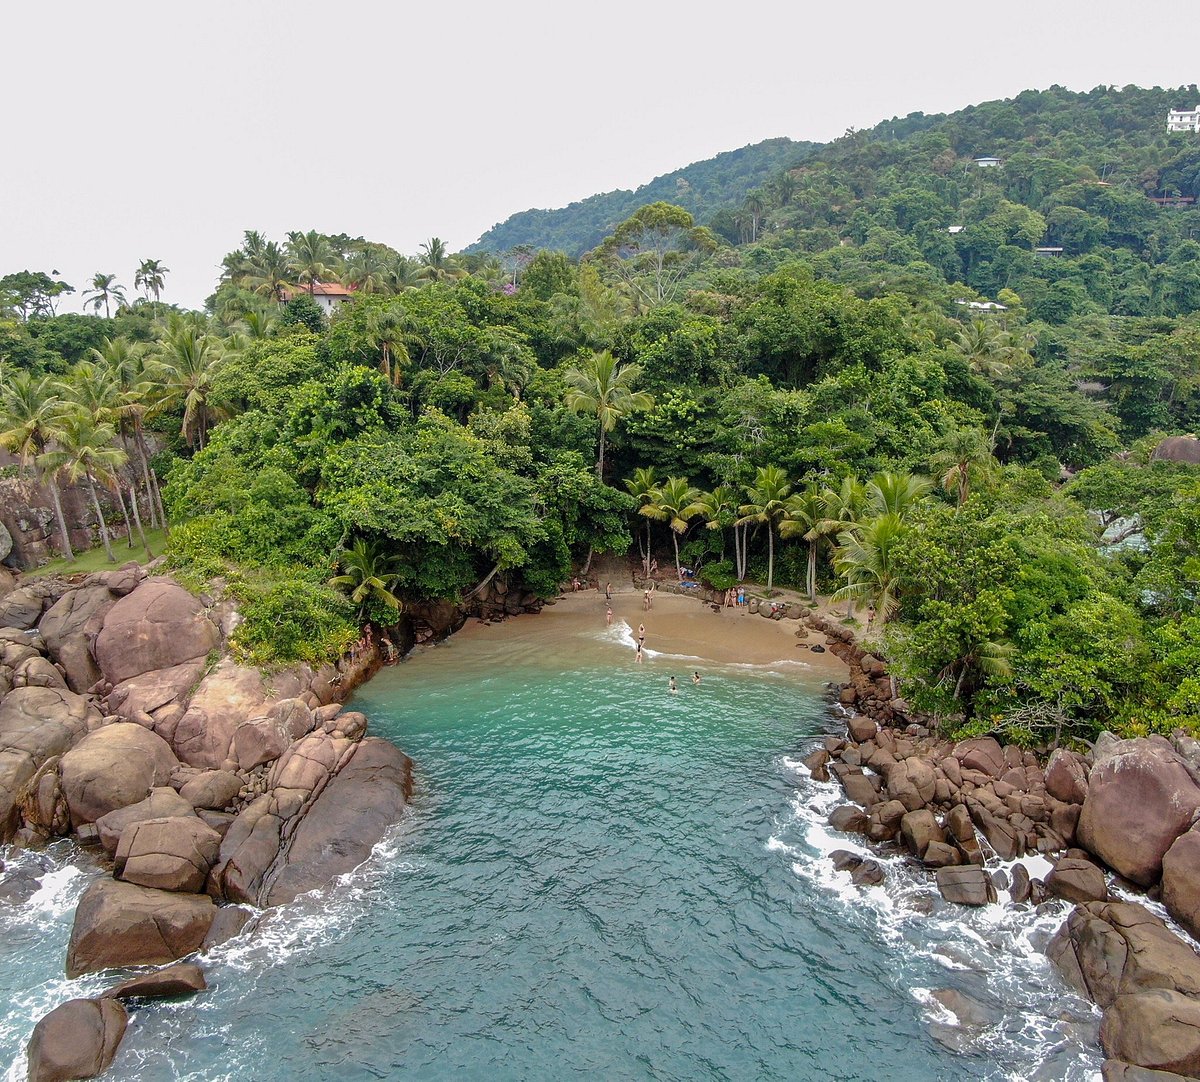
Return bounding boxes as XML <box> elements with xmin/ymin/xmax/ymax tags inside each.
<box><xmin>2</xmin><ymin>85</ymin><xmax>1199</xmax><ymax>749</ymax></box>
<box><xmin>467</xmin><ymin>138</ymin><xmax>818</xmax><ymax>257</ymax></box>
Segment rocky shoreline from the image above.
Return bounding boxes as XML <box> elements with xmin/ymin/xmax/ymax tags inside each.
<box><xmin>804</xmin><ymin>609</ymin><xmax>1200</xmax><ymax>1080</ymax></box>
<box><xmin>0</xmin><ymin>564</ymin><xmax>413</xmax><ymax>1080</ymax></box>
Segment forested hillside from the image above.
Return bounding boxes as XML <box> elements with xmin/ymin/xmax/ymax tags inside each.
<box><xmin>3</xmin><ymin>84</ymin><xmax>1199</xmax><ymax>748</ymax></box>
<box><xmin>467</xmin><ymin>138</ymin><xmax>818</xmax><ymax>257</ymax></box>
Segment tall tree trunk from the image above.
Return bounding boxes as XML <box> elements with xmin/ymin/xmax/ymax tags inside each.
<box><xmin>45</xmin><ymin>472</ymin><xmax>74</xmax><ymax>562</ymax></box>
<box><xmin>150</xmin><ymin>467</ymin><xmax>168</xmax><ymax>536</ymax></box>
<box><xmin>645</xmin><ymin>519</ymin><xmax>652</xmax><ymax>577</ymax></box>
<box><xmin>128</xmin><ymin>482</ymin><xmax>151</xmax><ymax>558</ymax></box>
<box><xmin>133</xmin><ymin>426</ymin><xmax>159</xmax><ymax>528</ymax></box>
<box><xmin>113</xmin><ymin>482</ymin><xmax>135</xmax><ymax>548</ymax></box>
<box><xmin>85</xmin><ymin>475</ymin><xmax>116</xmax><ymax>563</ymax></box>
<box><xmin>767</xmin><ymin>527</ymin><xmax>775</xmax><ymax>593</ymax></box>
<box><xmin>808</xmin><ymin>542</ymin><xmax>817</xmax><ymax>602</ymax></box>
<box><xmin>672</xmin><ymin>530</ymin><xmax>681</xmax><ymax>582</ymax></box>
<box><xmin>596</xmin><ymin>423</ymin><xmax>606</xmax><ymax>480</ymax></box>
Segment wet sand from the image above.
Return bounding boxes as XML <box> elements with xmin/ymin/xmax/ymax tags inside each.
<box><xmin>447</xmin><ymin>587</ymin><xmax>848</xmax><ymax>680</ymax></box>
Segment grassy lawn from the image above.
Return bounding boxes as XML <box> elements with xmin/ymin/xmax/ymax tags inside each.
<box><xmin>23</xmin><ymin>527</ymin><xmax>169</xmax><ymax>579</ymax></box>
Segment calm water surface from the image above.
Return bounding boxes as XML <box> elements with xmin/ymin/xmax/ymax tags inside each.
<box><xmin>1</xmin><ymin>619</ymin><xmax>1099</xmax><ymax>1080</ymax></box>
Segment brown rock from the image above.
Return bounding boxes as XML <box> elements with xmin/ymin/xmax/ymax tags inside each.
<box><xmin>887</xmin><ymin>757</ymin><xmax>936</xmax><ymax>812</ymax></box>
<box><xmin>66</xmin><ymin>879</ymin><xmax>216</xmax><ymax>977</ymax></box>
<box><xmin>832</xmin><ymin>765</ymin><xmax>879</xmax><ymax>808</ymax></box>
<box><xmin>1011</xmin><ymin>862</ymin><xmax>1032</xmax><ymax>904</ymax></box>
<box><xmin>93</xmin><ymin>580</ymin><xmax>219</xmax><ymax>686</ymax></box>
<box><xmin>850</xmin><ymin>859</ymin><xmax>885</xmax><ymax>887</ymax></box>
<box><xmin>1100</xmin><ymin>1061</ymin><xmax>1194</xmax><ymax>1082</ymax></box>
<box><xmin>106</xmin><ymin>658</ymin><xmax>207</xmax><ymax>727</ymax></box>
<box><xmin>115</xmin><ymin>816</ymin><xmax>222</xmax><ymax>893</ymax></box>
<box><xmin>1078</xmin><ymin>739</ymin><xmax>1200</xmax><ymax>887</ymax></box>
<box><xmin>828</xmin><ymin>805</ymin><xmax>868</xmax><ymax>833</ymax></box>
<box><xmin>172</xmin><ymin>660</ymin><xmax>275</xmax><ymax>769</ymax></box>
<box><xmin>178</xmin><ymin>770</ymin><xmax>242</xmax><ymax>811</ymax></box>
<box><xmin>26</xmin><ymin>997</ymin><xmax>127</xmax><ymax>1082</ymax></box>
<box><xmin>94</xmin><ymin>788</ymin><xmax>195</xmax><ymax>856</ymax></box>
<box><xmin>59</xmin><ymin>723</ymin><xmax>178</xmax><ymax>828</ymax></box>
<box><xmin>954</xmin><ymin>737</ymin><xmax>1005</xmax><ymax>777</ymax></box>
<box><xmin>847</xmin><ymin>715</ymin><xmax>877</xmax><ymax>743</ymax></box>
<box><xmin>38</xmin><ymin>584</ymin><xmax>118</xmax><ymax>695</ymax></box>
<box><xmin>901</xmin><ymin>808</ymin><xmax>946</xmax><ymax>859</ymax></box>
<box><xmin>1101</xmin><ymin>990</ymin><xmax>1200</xmax><ymax>1076</ymax></box>
<box><xmin>1046</xmin><ymin>857</ymin><xmax>1109</xmax><ymax>904</ymax></box>
<box><xmin>1162</xmin><ymin>829</ymin><xmax>1200</xmax><ymax>943</ymax></box>
<box><xmin>1045</xmin><ymin>748</ymin><xmax>1090</xmax><ymax>804</ymax></box>
<box><xmin>923</xmin><ymin>841</ymin><xmax>961</xmax><ymax>868</ymax></box>
<box><xmin>936</xmin><ymin>865</ymin><xmax>997</xmax><ymax>906</ymax></box>
<box><xmin>802</xmin><ymin>748</ymin><xmax>830</xmax><ymax>783</ymax></box>
<box><xmin>103</xmin><ymin>962</ymin><xmax>207</xmax><ymax>1001</ymax></box>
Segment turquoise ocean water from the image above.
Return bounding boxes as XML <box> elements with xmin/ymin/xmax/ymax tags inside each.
<box><xmin>1</xmin><ymin>616</ymin><xmax>1100</xmax><ymax>1080</ymax></box>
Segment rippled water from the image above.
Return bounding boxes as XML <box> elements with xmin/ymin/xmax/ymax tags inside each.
<box><xmin>1</xmin><ymin>616</ymin><xmax>1101</xmax><ymax>1080</ymax></box>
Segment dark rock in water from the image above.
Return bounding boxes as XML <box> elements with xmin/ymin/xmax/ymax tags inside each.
<box><xmin>203</xmin><ymin>904</ymin><xmax>253</xmax><ymax>950</ymax></box>
<box><xmin>810</xmin><ymin>644</ymin><xmax>826</xmax><ymax>653</ymax></box>
<box><xmin>103</xmin><ymin>962</ymin><xmax>207</xmax><ymax>1001</ymax></box>
<box><xmin>1101</xmin><ymin>989</ymin><xmax>1200</xmax><ymax>1076</ymax></box>
<box><xmin>936</xmin><ymin>865</ymin><xmax>996</xmax><ymax>906</ymax></box>
<box><xmin>831</xmin><ymin>764</ymin><xmax>878</xmax><ymax>808</ymax></box>
<box><xmin>850</xmin><ymin>859</ymin><xmax>885</xmax><ymax>887</ymax></box>
<box><xmin>828</xmin><ymin>805</ymin><xmax>868</xmax><ymax>834</ymax></box>
<box><xmin>1046</xmin><ymin>857</ymin><xmax>1109</xmax><ymax>905</ymax></box>
<box><xmin>922</xmin><ymin>841</ymin><xmax>961</xmax><ymax>868</ymax></box>
<box><xmin>0</xmin><ymin>868</ymin><xmax>41</xmax><ymax>904</ymax></box>
<box><xmin>991</xmin><ymin>869</ymin><xmax>1010</xmax><ymax>892</ymax></box>
<box><xmin>802</xmin><ymin>748</ymin><xmax>830</xmax><ymax>783</ymax></box>
<box><xmin>1101</xmin><ymin>1058</ymin><xmax>1196</xmax><ymax>1081</ymax></box>
<box><xmin>930</xmin><ymin>986</ymin><xmax>1002</xmax><ymax>1027</ymax></box>
<box><xmin>1011</xmin><ymin>863</ymin><xmax>1032</xmax><ymax>905</ymax></box>
<box><xmin>839</xmin><ymin>746</ymin><xmax>862</xmax><ymax>768</ymax></box>
<box><xmin>830</xmin><ymin>850</ymin><xmax>862</xmax><ymax>872</ymax></box>
<box><xmin>66</xmin><ymin>879</ymin><xmax>216</xmax><ymax>978</ymax></box>
<box><xmin>26</xmin><ymin>997</ymin><xmax>127</xmax><ymax>1082</ymax></box>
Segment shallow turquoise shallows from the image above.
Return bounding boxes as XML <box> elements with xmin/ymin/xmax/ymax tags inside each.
<box><xmin>1</xmin><ymin>619</ymin><xmax>1100</xmax><ymax>1081</ymax></box>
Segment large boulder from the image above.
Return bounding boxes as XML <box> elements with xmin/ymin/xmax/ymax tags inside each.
<box><xmin>1101</xmin><ymin>990</ymin><xmax>1200</xmax><ymax>1076</ymax></box>
<box><xmin>171</xmin><ymin>660</ymin><xmax>275</xmax><ymax>769</ymax></box>
<box><xmin>1046</xmin><ymin>857</ymin><xmax>1109</xmax><ymax>905</ymax></box>
<box><xmin>103</xmin><ymin>962</ymin><xmax>206</xmax><ymax>1001</ymax></box>
<box><xmin>265</xmin><ymin>738</ymin><xmax>413</xmax><ymax>906</ymax></box>
<box><xmin>1101</xmin><ymin>1061</ymin><xmax>1197</xmax><ymax>1081</ymax></box>
<box><xmin>953</xmin><ymin>737</ymin><xmax>1005</xmax><ymax>778</ymax></box>
<box><xmin>25</xmin><ymin>997</ymin><xmax>127</xmax><ymax>1082</ymax></box>
<box><xmin>1152</xmin><ymin>436</ymin><xmax>1200</xmax><ymax>465</ymax></box>
<box><xmin>93</xmin><ymin>580</ymin><xmax>219</xmax><ymax>686</ymax></box>
<box><xmin>115</xmin><ymin>816</ymin><xmax>223</xmax><ymax>893</ymax></box>
<box><xmin>1048</xmin><ymin>900</ymin><xmax>1200</xmax><ymax>1008</ymax></box>
<box><xmin>1161</xmin><ymin>829</ymin><xmax>1200</xmax><ymax>942</ymax></box>
<box><xmin>1078</xmin><ymin>739</ymin><xmax>1200</xmax><ymax>887</ymax></box>
<box><xmin>38</xmin><ymin>584</ymin><xmax>118</xmax><ymax>694</ymax></box>
<box><xmin>900</xmin><ymin>808</ymin><xmax>945</xmax><ymax>860</ymax></box>
<box><xmin>178</xmin><ymin>770</ymin><xmax>242</xmax><ymax>811</ymax></box>
<box><xmin>0</xmin><ymin>583</ymin><xmax>54</xmax><ymax>630</ymax></box>
<box><xmin>935</xmin><ymin>865</ymin><xmax>996</xmax><ymax>906</ymax></box>
<box><xmin>66</xmin><ymin>879</ymin><xmax>216</xmax><ymax>977</ymax></box>
<box><xmin>0</xmin><ymin>685</ymin><xmax>94</xmax><ymax>841</ymax></box>
<box><xmin>95</xmin><ymin>787</ymin><xmax>196</xmax><ymax>856</ymax></box>
<box><xmin>106</xmin><ymin>658</ymin><xmax>207</xmax><ymax>726</ymax></box>
<box><xmin>59</xmin><ymin>723</ymin><xmax>178</xmax><ymax>828</ymax></box>
<box><xmin>886</xmin><ymin>758</ymin><xmax>936</xmax><ymax>812</ymax></box>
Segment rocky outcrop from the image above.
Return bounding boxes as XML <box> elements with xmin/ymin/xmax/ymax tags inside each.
<box><xmin>66</xmin><ymin>879</ymin><xmax>216</xmax><ymax>978</ymax></box>
<box><xmin>1162</xmin><ymin>830</ymin><xmax>1200</xmax><ymax>943</ymax></box>
<box><xmin>114</xmin><ymin>816</ymin><xmax>223</xmax><ymax>893</ymax></box>
<box><xmin>93</xmin><ymin>580</ymin><xmax>219</xmax><ymax>687</ymax></box>
<box><xmin>1078</xmin><ymin>739</ymin><xmax>1200</xmax><ymax>888</ymax></box>
<box><xmin>59</xmin><ymin>723</ymin><xmax>178</xmax><ymax>828</ymax></box>
<box><xmin>1101</xmin><ymin>991</ymin><xmax>1200</xmax><ymax>1076</ymax></box>
<box><xmin>38</xmin><ymin>583</ymin><xmax>120</xmax><ymax>694</ymax></box>
<box><xmin>103</xmin><ymin>962</ymin><xmax>207</xmax><ymax>1001</ymax></box>
<box><xmin>25</xmin><ymin>997</ymin><xmax>127</xmax><ymax>1082</ymax></box>
<box><xmin>95</xmin><ymin>787</ymin><xmax>196</xmax><ymax>856</ymax></box>
<box><xmin>1046</xmin><ymin>857</ymin><xmax>1109</xmax><ymax>904</ymax></box>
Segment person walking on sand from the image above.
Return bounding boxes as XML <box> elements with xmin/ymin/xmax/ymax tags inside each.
<box><xmin>606</xmin><ymin>606</ymin><xmax>613</xmax><ymax>626</ymax></box>
<box><xmin>692</xmin><ymin>671</ymin><xmax>701</xmax><ymax>685</ymax></box>
<box><xmin>643</xmin><ymin>589</ymin><xmax>651</xmax><ymax>611</ymax></box>
<box><xmin>605</xmin><ymin>581</ymin><xmax>612</xmax><ymax>601</ymax></box>
<box><xmin>669</xmin><ymin>676</ymin><xmax>678</xmax><ymax>694</ymax></box>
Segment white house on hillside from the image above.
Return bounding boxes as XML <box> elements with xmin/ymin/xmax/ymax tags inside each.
<box><xmin>974</xmin><ymin>156</ymin><xmax>1003</xmax><ymax>168</ymax></box>
<box><xmin>280</xmin><ymin>281</ymin><xmax>354</xmax><ymax>314</ymax></box>
<box><xmin>1168</xmin><ymin>107</ymin><xmax>1200</xmax><ymax>133</ymax></box>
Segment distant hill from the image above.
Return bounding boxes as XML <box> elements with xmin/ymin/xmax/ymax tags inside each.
<box><xmin>466</xmin><ymin>137</ymin><xmax>820</xmax><ymax>256</ymax></box>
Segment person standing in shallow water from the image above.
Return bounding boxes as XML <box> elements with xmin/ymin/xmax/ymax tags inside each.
<box><xmin>692</xmin><ymin>671</ymin><xmax>701</xmax><ymax>685</ymax></box>
<box><xmin>606</xmin><ymin>606</ymin><xmax>613</xmax><ymax>626</ymax></box>
<box><xmin>635</xmin><ymin>641</ymin><xmax>644</xmax><ymax>663</ymax></box>
<box><xmin>669</xmin><ymin>676</ymin><xmax>678</xmax><ymax>694</ymax></box>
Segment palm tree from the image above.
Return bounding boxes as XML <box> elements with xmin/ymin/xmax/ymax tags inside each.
<box><xmin>563</xmin><ymin>351</ymin><xmax>654</xmax><ymax>479</ymax></box>
<box><xmin>345</xmin><ymin>246</ymin><xmax>392</xmax><ymax>294</ymax></box>
<box><xmin>866</xmin><ymin>471</ymin><xmax>933</xmax><ymax>520</ymax></box>
<box><xmin>239</xmin><ymin>307</ymin><xmax>279</xmax><ymax>339</ymax></box>
<box><xmin>417</xmin><ymin>237</ymin><xmax>465</xmax><ymax>283</ymax></box>
<box><xmin>386</xmin><ymin>254</ymin><xmax>423</xmax><ymax>293</ymax></box>
<box><xmin>742</xmin><ymin>190</ymin><xmax>767</xmax><ymax>242</ymax></box>
<box><xmin>641</xmin><ymin>477</ymin><xmax>700</xmax><ymax>582</ymax></box>
<box><xmin>38</xmin><ymin>411</ymin><xmax>127</xmax><ymax>563</ymax></box>
<box><xmin>329</xmin><ymin>538</ymin><xmax>402</xmax><ymax>622</ymax></box>
<box><xmin>152</xmin><ymin>315</ymin><xmax>227</xmax><ymax>450</ymax></box>
<box><xmin>134</xmin><ymin>259</ymin><xmax>169</xmax><ymax>303</ymax></box>
<box><xmin>938</xmin><ymin>637</ymin><xmax>1015</xmax><ymax>704</ymax></box>
<box><xmin>242</xmin><ymin>240</ymin><xmax>292</xmax><ymax>302</ymax></box>
<box><xmin>82</xmin><ymin>273</ymin><xmax>128</xmax><ymax>318</ymax></box>
<box><xmin>929</xmin><ymin>427</ymin><xmax>995</xmax><ymax>507</ymax></box>
<box><xmin>780</xmin><ymin>485</ymin><xmax>829</xmax><ymax>602</ymax></box>
<box><xmin>363</xmin><ymin>304</ymin><xmax>412</xmax><ymax>387</ymax></box>
<box><xmin>737</xmin><ymin>465</ymin><xmax>794</xmax><ymax>593</ymax></box>
<box><xmin>831</xmin><ymin>512</ymin><xmax>909</xmax><ymax>628</ymax></box>
<box><xmin>286</xmin><ymin>230</ymin><xmax>338</xmax><ymax>294</ymax></box>
<box><xmin>950</xmin><ymin>319</ymin><xmax>1031</xmax><ymax>381</ymax></box>
<box><xmin>683</xmin><ymin>484</ymin><xmax>739</xmax><ymax>564</ymax></box>
<box><xmin>0</xmin><ymin>372</ymin><xmax>75</xmax><ymax>560</ymax></box>
<box><xmin>624</xmin><ymin>467</ymin><xmax>660</xmax><ymax>576</ymax></box>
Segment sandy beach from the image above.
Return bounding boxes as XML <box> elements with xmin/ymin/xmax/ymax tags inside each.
<box><xmin>448</xmin><ymin>585</ymin><xmax>849</xmax><ymax>679</ymax></box>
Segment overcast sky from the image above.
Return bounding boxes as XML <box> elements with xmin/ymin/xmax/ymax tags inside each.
<box><xmin>3</xmin><ymin>0</ymin><xmax>1196</xmax><ymax>311</ymax></box>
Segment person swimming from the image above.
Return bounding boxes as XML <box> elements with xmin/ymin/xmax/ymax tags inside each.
<box><xmin>692</xmin><ymin>671</ymin><xmax>701</xmax><ymax>685</ymax></box>
<box><xmin>669</xmin><ymin>676</ymin><xmax>678</xmax><ymax>694</ymax></box>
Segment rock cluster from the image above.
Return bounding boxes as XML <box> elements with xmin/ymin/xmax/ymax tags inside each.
<box><xmin>0</xmin><ymin>566</ymin><xmax>414</xmax><ymax>1078</ymax></box>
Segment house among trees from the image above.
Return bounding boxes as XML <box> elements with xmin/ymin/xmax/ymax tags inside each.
<box><xmin>973</xmin><ymin>156</ymin><xmax>1003</xmax><ymax>168</ymax></box>
<box><xmin>1149</xmin><ymin>194</ymin><xmax>1197</xmax><ymax>208</ymax></box>
<box><xmin>280</xmin><ymin>281</ymin><xmax>354</xmax><ymax>314</ymax></box>
<box><xmin>1034</xmin><ymin>246</ymin><xmax>1064</xmax><ymax>258</ymax></box>
<box><xmin>1167</xmin><ymin>106</ymin><xmax>1200</xmax><ymax>133</ymax></box>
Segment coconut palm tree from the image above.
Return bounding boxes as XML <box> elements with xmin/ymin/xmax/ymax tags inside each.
<box><xmin>0</xmin><ymin>372</ymin><xmax>75</xmax><ymax>560</ymax></box>
<box><xmin>242</xmin><ymin>240</ymin><xmax>292</xmax><ymax>302</ymax></box>
<box><xmin>624</xmin><ymin>467</ymin><xmax>660</xmax><ymax>576</ymax></box>
<box><xmin>683</xmin><ymin>484</ymin><xmax>739</xmax><ymax>564</ymax></box>
<box><xmin>286</xmin><ymin>230</ymin><xmax>339</xmax><ymax>295</ymax></box>
<box><xmin>329</xmin><ymin>538</ymin><xmax>402</xmax><ymax>622</ymax></box>
<box><xmin>417</xmin><ymin>237</ymin><xmax>465</xmax><ymax>283</ymax></box>
<box><xmin>152</xmin><ymin>315</ymin><xmax>228</xmax><ymax>450</ymax></box>
<box><xmin>737</xmin><ymin>465</ymin><xmax>793</xmax><ymax>592</ymax></box>
<box><xmin>929</xmin><ymin>427</ymin><xmax>995</xmax><ymax>508</ymax></box>
<box><xmin>831</xmin><ymin>512</ymin><xmax>909</xmax><ymax>629</ymax></box>
<box><xmin>363</xmin><ymin>304</ymin><xmax>412</xmax><ymax>387</ymax></box>
<box><xmin>38</xmin><ymin>411</ymin><xmax>127</xmax><ymax>563</ymax></box>
<box><xmin>345</xmin><ymin>246</ymin><xmax>392</xmax><ymax>294</ymax></box>
<box><xmin>134</xmin><ymin>259</ymin><xmax>169</xmax><ymax>303</ymax></box>
<box><xmin>81</xmin><ymin>273</ymin><xmax>128</xmax><ymax>318</ymax></box>
<box><xmin>387</xmin><ymin>254</ymin><xmax>423</xmax><ymax>293</ymax></box>
<box><xmin>641</xmin><ymin>476</ymin><xmax>700</xmax><ymax>582</ymax></box>
<box><xmin>564</xmin><ymin>351</ymin><xmax>653</xmax><ymax>479</ymax></box>
<box><xmin>866</xmin><ymin>471</ymin><xmax>933</xmax><ymax>520</ymax></box>
<box><xmin>779</xmin><ymin>485</ymin><xmax>829</xmax><ymax>602</ymax></box>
